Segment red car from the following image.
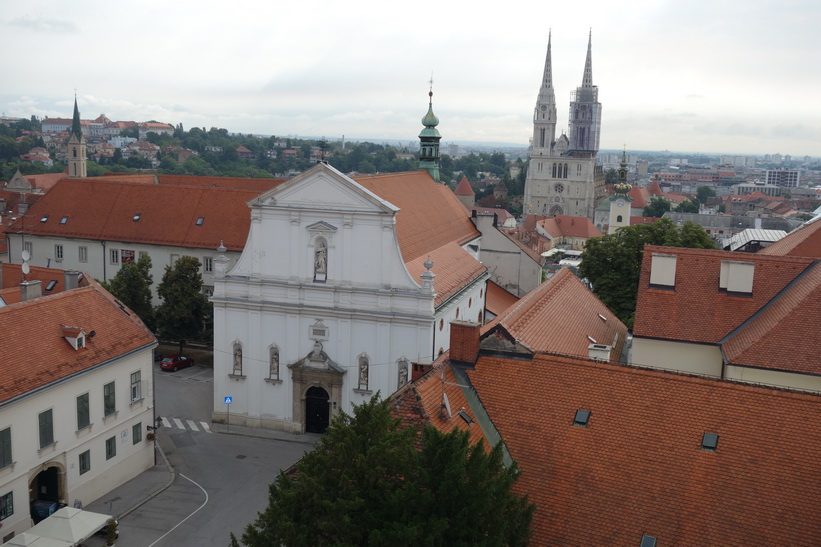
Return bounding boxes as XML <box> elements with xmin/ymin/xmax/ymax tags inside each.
<box><xmin>160</xmin><ymin>355</ymin><xmax>194</xmax><ymax>372</ymax></box>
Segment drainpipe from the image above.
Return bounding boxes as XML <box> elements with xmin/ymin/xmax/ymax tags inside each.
<box><xmin>100</xmin><ymin>240</ymin><xmax>107</xmax><ymax>282</ymax></box>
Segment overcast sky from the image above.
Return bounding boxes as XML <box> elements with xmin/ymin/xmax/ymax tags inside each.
<box><xmin>2</xmin><ymin>1</ymin><xmax>819</xmax><ymax>157</ymax></box>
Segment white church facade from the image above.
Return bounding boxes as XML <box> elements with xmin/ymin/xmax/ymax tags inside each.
<box><xmin>211</xmin><ymin>159</ymin><xmax>488</xmax><ymax>433</ymax></box>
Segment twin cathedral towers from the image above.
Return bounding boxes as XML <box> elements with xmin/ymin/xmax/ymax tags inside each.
<box><xmin>523</xmin><ymin>31</ymin><xmax>606</xmax><ymax>221</ymax></box>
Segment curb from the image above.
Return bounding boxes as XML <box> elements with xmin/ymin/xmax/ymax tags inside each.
<box><xmin>119</xmin><ymin>439</ymin><xmax>177</xmax><ymax>518</ymax></box>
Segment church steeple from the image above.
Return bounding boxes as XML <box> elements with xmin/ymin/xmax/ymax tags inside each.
<box><xmin>532</xmin><ymin>31</ymin><xmax>557</xmax><ymax>153</ymax></box>
<box><xmin>418</xmin><ymin>83</ymin><xmax>441</xmax><ymax>182</ymax></box>
<box><xmin>67</xmin><ymin>94</ymin><xmax>87</xmax><ymax>178</ymax></box>
<box><xmin>568</xmin><ymin>30</ymin><xmax>602</xmax><ymax>154</ymax></box>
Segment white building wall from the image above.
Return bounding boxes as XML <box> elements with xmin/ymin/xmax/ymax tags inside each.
<box><xmin>0</xmin><ymin>348</ymin><xmax>154</xmax><ymax>537</ymax></box>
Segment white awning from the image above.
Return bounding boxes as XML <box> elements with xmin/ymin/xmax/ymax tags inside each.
<box><xmin>3</xmin><ymin>532</ymin><xmax>72</xmax><ymax>546</ymax></box>
<box><xmin>25</xmin><ymin>507</ymin><xmax>111</xmax><ymax>545</ymax></box>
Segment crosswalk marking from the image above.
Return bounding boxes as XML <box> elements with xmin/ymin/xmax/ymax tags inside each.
<box><xmin>162</xmin><ymin>417</ymin><xmax>172</xmax><ymax>428</ymax></box>
<box><xmin>173</xmin><ymin>418</ymin><xmax>185</xmax><ymax>429</ymax></box>
<box><xmin>186</xmin><ymin>420</ymin><xmax>199</xmax><ymax>431</ymax></box>
<box><xmin>200</xmin><ymin>422</ymin><xmax>211</xmax><ymax>433</ymax></box>
<box><xmin>160</xmin><ymin>417</ymin><xmax>212</xmax><ymax>433</ymax></box>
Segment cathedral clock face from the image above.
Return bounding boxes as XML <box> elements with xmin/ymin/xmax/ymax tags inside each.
<box><xmin>554</xmin><ymin>183</ymin><xmax>564</xmax><ymax>193</ymax></box>
<box><xmin>617</xmin><ymin>199</ymin><xmax>625</xmax><ymax>207</ymax></box>
<box><xmin>540</xmin><ymin>105</ymin><xmax>547</xmax><ymax>111</ymax></box>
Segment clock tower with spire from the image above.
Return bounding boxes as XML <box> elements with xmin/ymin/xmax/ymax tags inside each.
<box><xmin>418</xmin><ymin>83</ymin><xmax>441</xmax><ymax>183</ymax></box>
<box><xmin>67</xmin><ymin>95</ymin><xmax>87</xmax><ymax>178</ymax></box>
<box><xmin>607</xmin><ymin>148</ymin><xmax>632</xmax><ymax>234</ymax></box>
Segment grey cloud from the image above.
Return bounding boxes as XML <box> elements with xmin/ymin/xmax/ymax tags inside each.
<box><xmin>10</xmin><ymin>15</ymin><xmax>78</xmax><ymax>33</ymax></box>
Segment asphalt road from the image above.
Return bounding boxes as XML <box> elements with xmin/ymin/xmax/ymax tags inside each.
<box><xmin>105</xmin><ymin>363</ymin><xmax>315</xmax><ymax>547</ymax></box>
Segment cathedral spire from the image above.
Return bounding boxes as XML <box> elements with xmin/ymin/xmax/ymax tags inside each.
<box><xmin>540</xmin><ymin>30</ymin><xmax>554</xmax><ymax>96</ymax></box>
<box><xmin>418</xmin><ymin>80</ymin><xmax>441</xmax><ymax>182</ymax></box>
<box><xmin>71</xmin><ymin>94</ymin><xmax>82</xmax><ymax>140</ymax></box>
<box><xmin>67</xmin><ymin>94</ymin><xmax>87</xmax><ymax>178</ymax></box>
<box><xmin>581</xmin><ymin>29</ymin><xmax>594</xmax><ymax>88</ymax></box>
<box><xmin>531</xmin><ymin>32</ymin><xmax>557</xmax><ymax>153</ymax></box>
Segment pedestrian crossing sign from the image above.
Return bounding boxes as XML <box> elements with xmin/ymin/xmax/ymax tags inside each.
<box><xmin>224</xmin><ymin>396</ymin><xmax>233</xmax><ymax>404</ymax></box>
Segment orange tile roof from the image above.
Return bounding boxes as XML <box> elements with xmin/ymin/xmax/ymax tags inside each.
<box><xmin>628</xmin><ymin>185</ymin><xmax>648</xmax><ymax>208</ymax></box>
<box><xmin>405</xmin><ymin>241</ymin><xmax>486</xmax><ymax>307</ymax></box>
<box><xmin>0</xmin><ymin>279</ymin><xmax>156</xmax><ymax>404</ymax></box>
<box><xmin>537</xmin><ymin>215</ymin><xmax>602</xmax><ymax>239</ymax></box>
<box><xmin>465</xmin><ymin>353</ymin><xmax>821</xmax><ymax>545</ymax></box>
<box><xmin>454</xmin><ymin>176</ymin><xmax>474</xmax><ymax>196</ymax></box>
<box><xmin>720</xmin><ymin>261</ymin><xmax>821</xmax><ymax>375</ymax></box>
<box><xmin>758</xmin><ymin>217</ymin><xmax>821</xmax><ymax>258</ymax></box>
<box><xmin>647</xmin><ymin>179</ymin><xmax>663</xmax><ymax>195</ymax></box>
<box><xmin>484</xmin><ymin>281</ymin><xmax>519</xmax><ymax>317</ymax></box>
<box><xmin>5</xmin><ymin>178</ymin><xmax>263</xmax><ymax>251</ymax></box>
<box><xmin>0</xmin><ymin>263</ymin><xmax>75</xmax><ymax>294</ymax></box>
<box><xmin>484</xmin><ymin>268</ymin><xmax>627</xmax><ymax>358</ymax></box>
<box><xmin>22</xmin><ymin>172</ymin><xmax>66</xmax><ymax>191</ymax></box>
<box><xmin>355</xmin><ymin>171</ymin><xmax>481</xmax><ymax>263</ymax></box>
<box><xmin>634</xmin><ymin>245</ymin><xmax>815</xmax><ymax>343</ymax></box>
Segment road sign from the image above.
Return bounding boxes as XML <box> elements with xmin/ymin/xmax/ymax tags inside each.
<box><xmin>224</xmin><ymin>396</ymin><xmax>233</xmax><ymax>404</ymax></box>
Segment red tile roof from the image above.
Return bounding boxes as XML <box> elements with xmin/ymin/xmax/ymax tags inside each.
<box><xmin>0</xmin><ymin>279</ymin><xmax>156</xmax><ymax>404</ymax></box>
<box><xmin>465</xmin><ymin>353</ymin><xmax>821</xmax><ymax>546</ymax></box>
<box><xmin>633</xmin><ymin>245</ymin><xmax>815</xmax><ymax>344</ymax></box>
<box><xmin>483</xmin><ymin>268</ymin><xmax>627</xmax><ymax>358</ymax></box>
<box><xmin>758</xmin><ymin>217</ymin><xmax>821</xmax><ymax>258</ymax></box>
<box><xmin>405</xmin><ymin>241</ymin><xmax>486</xmax><ymax>306</ymax></box>
<box><xmin>628</xmin><ymin>185</ymin><xmax>648</xmax><ymax>208</ymax></box>
<box><xmin>454</xmin><ymin>176</ymin><xmax>474</xmax><ymax>196</ymax></box>
<box><xmin>355</xmin><ymin>171</ymin><xmax>481</xmax><ymax>263</ymax></box>
<box><xmin>5</xmin><ymin>178</ymin><xmax>263</xmax><ymax>251</ymax></box>
<box><xmin>537</xmin><ymin>215</ymin><xmax>602</xmax><ymax>239</ymax></box>
<box><xmin>0</xmin><ymin>263</ymin><xmax>75</xmax><ymax>295</ymax></box>
<box><xmin>484</xmin><ymin>280</ymin><xmax>519</xmax><ymax>317</ymax></box>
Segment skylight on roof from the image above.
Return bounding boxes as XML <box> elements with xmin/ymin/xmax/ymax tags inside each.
<box><xmin>60</xmin><ymin>216</ymin><xmax>68</xmax><ymax>224</ymax></box>
<box><xmin>458</xmin><ymin>410</ymin><xmax>473</xmax><ymax>426</ymax></box>
<box><xmin>587</xmin><ymin>336</ymin><xmax>597</xmax><ymax>343</ymax></box>
<box><xmin>196</xmin><ymin>217</ymin><xmax>204</xmax><ymax>226</ymax></box>
<box><xmin>573</xmin><ymin>409</ymin><xmax>591</xmax><ymax>427</ymax></box>
<box><xmin>45</xmin><ymin>280</ymin><xmax>58</xmax><ymax>292</ymax></box>
<box><xmin>40</xmin><ymin>215</ymin><xmax>49</xmax><ymax>223</ymax></box>
<box><xmin>133</xmin><ymin>212</ymin><xmax>141</xmax><ymax>222</ymax></box>
<box><xmin>701</xmin><ymin>432</ymin><xmax>719</xmax><ymax>451</ymax></box>
<box><xmin>640</xmin><ymin>535</ymin><xmax>657</xmax><ymax>547</ymax></box>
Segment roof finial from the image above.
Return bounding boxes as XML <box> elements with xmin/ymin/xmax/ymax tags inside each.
<box><xmin>428</xmin><ymin>73</ymin><xmax>434</xmax><ymax>103</ymax></box>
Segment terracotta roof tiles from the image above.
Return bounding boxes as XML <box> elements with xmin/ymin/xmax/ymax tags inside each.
<box><xmin>538</xmin><ymin>215</ymin><xmax>602</xmax><ymax>239</ymax></box>
<box><xmin>405</xmin><ymin>241</ymin><xmax>486</xmax><ymax>307</ymax></box>
<box><xmin>484</xmin><ymin>281</ymin><xmax>519</xmax><ymax>317</ymax></box>
<box><xmin>759</xmin><ymin>216</ymin><xmax>821</xmax><ymax>258</ymax></box>
<box><xmin>454</xmin><ymin>176</ymin><xmax>474</xmax><ymax>196</ymax></box>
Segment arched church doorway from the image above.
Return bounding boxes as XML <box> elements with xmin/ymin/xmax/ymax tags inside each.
<box><xmin>305</xmin><ymin>386</ymin><xmax>330</xmax><ymax>433</ymax></box>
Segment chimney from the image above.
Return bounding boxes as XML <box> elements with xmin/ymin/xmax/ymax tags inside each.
<box><xmin>588</xmin><ymin>343</ymin><xmax>612</xmax><ymax>363</ymax></box>
<box><xmin>18</xmin><ymin>202</ymin><xmax>28</xmax><ymax>215</ymax></box>
<box><xmin>20</xmin><ymin>279</ymin><xmax>42</xmax><ymax>301</ymax></box>
<box><xmin>449</xmin><ymin>320</ymin><xmax>481</xmax><ymax>364</ymax></box>
<box><xmin>64</xmin><ymin>270</ymin><xmax>81</xmax><ymax>290</ymax></box>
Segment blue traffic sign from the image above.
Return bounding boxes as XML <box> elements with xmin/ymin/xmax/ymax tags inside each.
<box><xmin>224</xmin><ymin>396</ymin><xmax>233</xmax><ymax>404</ymax></box>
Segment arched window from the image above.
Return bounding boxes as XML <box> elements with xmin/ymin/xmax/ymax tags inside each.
<box><xmin>358</xmin><ymin>355</ymin><xmax>369</xmax><ymax>390</ymax></box>
<box><xmin>563</xmin><ymin>163</ymin><xmax>568</xmax><ymax>178</ymax></box>
<box><xmin>552</xmin><ymin>163</ymin><xmax>557</xmax><ymax>177</ymax></box>
<box><xmin>232</xmin><ymin>343</ymin><xmax>243</xmax><ymax>375</ymax></box>
<box><xmin>269</xmin><ymin>346</ymin><xmax>280</xmax><ymax>380</ymax></box>
<box><xmin>539</xmin><ymin>128</ymin><xmax>545</xmax><ymax>148</ymax></box>
<box><xmin>617</xmin><ymin>215</ymin><xmax>623</xmax><ymax>223</ymax></box>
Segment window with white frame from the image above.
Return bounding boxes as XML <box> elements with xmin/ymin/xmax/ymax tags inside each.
<box><xmin>0</xmin><ymin>491</ymin><xmax>12</xmax><ymax>520</ymax></box>
<box><xmin>77</xmin><ymin>393</ymin><xmax>90</xmax><ymax>430</ymax></box>
<box><xmin>0</xmin><ymin>428</ymin><xmax>11</xmax><ymax>469</ymax></box>
<box><xmin>132</xmin><ymin>422</ymin><xmax>142</xmax><ymax>445</ymax></box>
<box><xmin>79</xmin><ymin>450</ymin><xmax>90</xmax><ymax>475</ymax></box>
<box><xmin>79</xmin><ymin>246</ymin><xmax>88</xmax><ymax>263</ymax></box>
<box><xmin>23</xmin><ymin>241</ymin><xmax>33</xmax><ymax>258</ymax></box>
<box><xmin>110</xmin><ymin>249</ymin><xmax>119</xmax><ymax>265</ymax></box>
<box><xmin>54</xmin><ymin>244</ymin><xmax>63</xmax><ymax>262</ymax></box>
<box><xmin>103</xmin><ymin>382</ymin><xmax>116</xmax><ymax>417</ymax></box>
<box><xmin>130</xmin><ymin>371</ymin><xmax>141</xmax><ymax>402</ymax></box>
<box><xmin>38</xmin><ymin>409</ymin><xmax>53</xmax><ymax>449</ymax></box>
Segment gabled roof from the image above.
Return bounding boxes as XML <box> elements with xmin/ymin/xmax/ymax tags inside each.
<box><xmin>483</xmin><ymin>268</ymin><xmax>627</xmax><ymax>358</ymax></box>
<box><xmin>537</xmin><ymin>215</ymin><xmax>601</xmax><ymax>239</ymax></box>
<box><xmin>484</xmin><ymin>281</ymin><xmax>519</xmax><ymax>317</ymax></box>
<box><xmin>0</xmin><ymin>263</ymin><xmax>73</xmax><ymax>296</ymax></box>
<box><xmin>5</xmin><ymin>178</ymin><xmax>265</xmax><ymax>251</ymax></box>
<box><xmin>633</xmin><ymin>245</ymin><xmax>815</xmax><ymax>344</ymax></box>
<box><xmin>464</xmin><ymin>353</ymin><xmax>821</xmax><ymax>545</ymax></box>
<box><xmin>627</xmin><ymin>185</ymin><xmax>648</xmax><ymax>208</ymax></box>
<box><xmin>355</xmin><ymin>170</ymin><xmax>481</xmax><ymax>263</ymax></box>
<box><xmin>0</xmin><ymin>279</ymin><xmax>155</xmax><ymax>404</ymax></box>
<box><xmin>405</xmin><ymin>242</ymin><xmax>486</xmax><ymax>307</ymax></box>
<box><xmin>720</xmin><ymin>261</ymin><xmax>821</xmax><ymax>374</ymax></box>
<box><xmin>470</xmin><ymin>206</ymin><xmax>513</xmax><ymax>226</ymax></box>
<box><xmin>758</xmin><ymin>216</ymin><xmax>821</xmax><ymax>258</ymax></box>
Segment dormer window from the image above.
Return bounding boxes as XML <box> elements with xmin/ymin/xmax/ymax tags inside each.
<box><xmin>62</xmin><ymin>326</ymin><xmax>86</xmax><ymax>350</ymax></box>
<box><xmin>133</xmin><ymin>212</ymin><xmax>142</xmax><ymax>222</ymax></box>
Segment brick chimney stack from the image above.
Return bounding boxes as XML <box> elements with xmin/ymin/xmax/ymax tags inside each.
<box><xmin>449</xmin><ymin>320</ymin><xmax>481</xmax><ymax>365</ymax></box>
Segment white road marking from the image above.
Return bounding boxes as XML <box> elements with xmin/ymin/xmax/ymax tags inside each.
<box><xmin>161</xmin><ymin>417</ymin><xmax>171</xmax><ymax>428</ymax></box>
<box><xmin>200</xmin><ymin>422</ymin><xmax>211</xmax><ymax>433</ymax></box>
<box><xmin>173</xmin><ymin>418</ymin><xmax>185</xmax><ymax>429</ymax></box>
<box><xmin>147</xmin><ymin>473</ymin><xmax>209</xmax><ymax>547</ymax></box>
<box><xmin>186</xmin><ymin>420</ymin><xmax>199</xmax><ymax>431</ymax></box>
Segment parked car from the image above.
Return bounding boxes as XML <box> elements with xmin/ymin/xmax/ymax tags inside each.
<box><xmin>160</xmin><ymin>355</ymin><xmax>194</xmax><ymax>372</ymax></box>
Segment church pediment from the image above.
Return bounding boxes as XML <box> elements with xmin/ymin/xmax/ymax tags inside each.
<box><xmin>6</xmin><ymin>170</ymin><xmax>32</xmax><ymax>192</ymax></box>
<box><xmin>288</xmin><ymin>342</ymin><xmax>346</xmax><ymax>374</ymax></box>
<box><xmin>250</xmin><ymin>163</ymin><xmax>398</xmax><ymax>214</ymax></box>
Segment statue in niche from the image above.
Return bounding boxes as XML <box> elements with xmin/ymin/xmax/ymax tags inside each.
<box><xmin>233</xmin><ymin>345</ymin><xmax>243</xmax><ymax>375</ymax></box>
<box><xmin>270</xmin><ymin>347</ymin><xmax>279</xmax><ymax>379</ymax></box>
<box><xmin>358</xmin><ymin>356</ymin><xmax>369</xmax><ymax>390</ymax></box>
<box><xmin>314</xmin><ymin>239</ymin><xmax>327</xmax><ymax>275</ymax></box>
<box><xmin>398</xmin><ymin>361</ymin><xmax>408</xmax><ymax>388</ymax></box>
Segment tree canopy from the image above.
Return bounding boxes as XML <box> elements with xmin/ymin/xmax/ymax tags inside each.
<box><xmin>579</xmin><ymin>218</ymin><xmax>715</xmax><ymax>327</ymax></box>
<box><xmin>231</xmin><ymin>396</ymin><xmax>534</xmax><ymax>546</ymax></box>
<box><xmin>155</xmin><ymin>256</ymin><xmax>209</xmax><ymax>353</ymax></box>
<box><xmin>643</xmin><ymin>196</ymin><xmax>672</xmax><ymax>217</ymax></box>
<box><xmin>100</xmin><ymin>254</ymin><xmax>154</xmax><ymax>330</ymax></box>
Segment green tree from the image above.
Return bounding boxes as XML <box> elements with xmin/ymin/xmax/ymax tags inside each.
<box><xmin>155</xmin><ymin>256</ymin><xmax>208</xmax><ymax>354</ymax></box>
<box><xmin>579</xmin><ymin>218</ymin><xmax>715</xmax><ymax>327</ymax></box>
<box><xmin>605</xmin><ymin>168</ymin><xmax>618</xmax><ymax>185</ymax></box>
<box><xmin>675</xmin><ymin>199</ymin><xmax>699</xmax><ymax>213</ymax></box>
<box><xmin>101</xmin><ymin>254</ymin><xmax>155</xmax><ymax>329</ymax></box>
<box><xmin>695</xmin><ymin>185</ymin><xmax>716</xmax><ymax>204</ymax></box>
<box><xmin>643</xmin><ymin>196</ymin><xmax>672</xmax><ymax>217</ymax></box>
<box><xmin>231</xmin><ymin>396</ymin><xmax>533</xmax><ymax>547</ymax></box>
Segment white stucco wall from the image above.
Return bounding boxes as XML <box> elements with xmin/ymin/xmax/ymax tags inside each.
<box><xmin>631</xmin><ymin>337</ymin><xmax>723</xmax><ymax>377</ymax></box>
